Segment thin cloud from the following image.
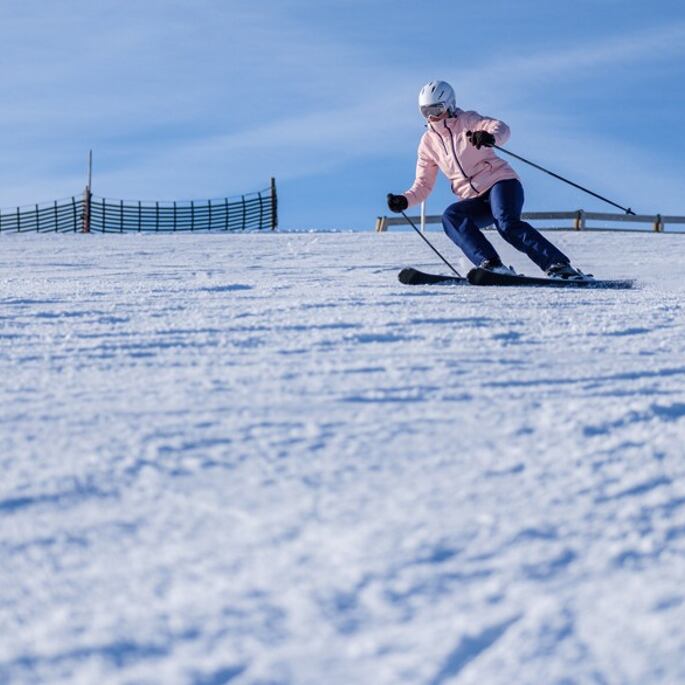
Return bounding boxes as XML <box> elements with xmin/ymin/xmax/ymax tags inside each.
<box><xmin>469</xmin><ymin>22</ymin><xmax>685</xmax><ymax>84</ymax></box>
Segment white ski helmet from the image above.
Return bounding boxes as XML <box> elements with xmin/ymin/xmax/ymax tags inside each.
<box><xmin>418</xmin><ymin>80</ymin><xmax>456</xmax><ymax>118</ymax></box>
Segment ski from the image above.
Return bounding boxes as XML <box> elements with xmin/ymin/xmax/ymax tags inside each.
<box><xmin>467</xmin><ymin>267</ymin><xmax>634</xmax><ymax>289</ymax></box>
<box><xmin>398</xmin><ymin>267</ymin><xmax>467</xmax><ymax>285</ymax></box>
<box><xmin>398</xmin><ymin>266</ymin><xmax>634</xmax><ymax>289</ymax></box>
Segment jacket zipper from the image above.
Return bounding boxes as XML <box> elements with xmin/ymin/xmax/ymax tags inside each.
<box><xmin>429</xmin><ymin>121</ymin><xmax>479</xmax><ymax>194</ymax></box>
<box><xmin>444</xmin><ymin>121</ymin><xmax>478</xmax><ymax>194</ymax></box>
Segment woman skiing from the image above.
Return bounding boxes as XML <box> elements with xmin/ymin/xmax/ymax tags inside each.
<box><xmin>387</xmin><ymin>80</ymin><xmax>584</xmax><ymax>279</ymax></box>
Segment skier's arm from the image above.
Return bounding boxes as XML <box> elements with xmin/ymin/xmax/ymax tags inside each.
<box><xmin>403</xmin><ymin>145</ymin><xmax>439</xmax><ymax>207</ymax></box>
<box><xmin>465</xmin><ymin>111</ymin><xmax>511</xmax><ymax>146</ymax></box>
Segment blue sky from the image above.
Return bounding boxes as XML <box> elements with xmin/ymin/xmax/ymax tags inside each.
<box><xmin>1</xmin><ymin>0</ymin><xmax>685</xmax><ymax>229</ymax></box>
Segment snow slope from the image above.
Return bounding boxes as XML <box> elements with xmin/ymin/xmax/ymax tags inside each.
<box><xmin>1</xmin><ymin>230</ymin><xmax>685</xmax><ymax>684</ymax></box>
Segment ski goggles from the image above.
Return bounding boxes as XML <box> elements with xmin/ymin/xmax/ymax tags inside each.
<box><xmin>420</xmin><ymin>103</ymin><xmax>448</xmax><ymax>118</ymax></box>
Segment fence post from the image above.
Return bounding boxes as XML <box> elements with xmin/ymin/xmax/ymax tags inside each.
<box><xmin>375</xmin><ymin>216</ymin><xmax>388</xmax><ymax>232</ymax></box>
<box><xmin>82</xmin><ymin>186</ymin><xmax>91</xmax><ymax>233</ymax></box>
<box><xmin>81</xmin><ymin>150</ymin><xmax>93</xmax><ymax>233</ymax></box>
<box><xmin>224</xmin><ymin>198</ymin><xmax>229</xmax><ymax>230</ymax></box>
<box><xmin>653</xmin><ymin>214</ymin><xmax>663</xmax><ymax>232</ymax></box>
<box><xmin>270</xmin><ymin>177</ymin><xmax>278</xmax><ymax>230</ymax></box>
<box><xmin>574</xmin><ymin>209</ymin><xmax>585</xmax><ymax>231</ymax></box>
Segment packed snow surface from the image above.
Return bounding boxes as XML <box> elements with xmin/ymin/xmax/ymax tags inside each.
<box><xmin>2</xmin><ymin>230</ymin><xmax>685</xmax><ymax>684</ymax></box>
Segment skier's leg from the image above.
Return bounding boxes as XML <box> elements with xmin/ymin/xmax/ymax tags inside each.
<box><xmin>489</xmin><ymin>179</ymin><xmax>570</xmax><ymax>271</ymax></box>
<box><xmin>442</xmin><ymin>198</ymin><xmax>498</xmax><ymax>267</ymax></box>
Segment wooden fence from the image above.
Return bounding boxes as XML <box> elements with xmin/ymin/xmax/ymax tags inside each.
<box><xmin>0</xmin><ymin>179</ymin><xmax>277</xmax><ymax>233</ymax></box>
<box><xmin>375</xmin><ymin>210</ymin><xmax>685</xmax><ymax>233</ymax></box>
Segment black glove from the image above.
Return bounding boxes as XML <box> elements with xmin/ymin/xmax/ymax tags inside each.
<box><xmin>387</xmin><ymin>193</ymin><xmax>408</xmax><ymax>213</ymax></box>
<box><xmin>468</xmin><ymin>130</ymin><xmax>496</xmax><ymax>149</ymax></box>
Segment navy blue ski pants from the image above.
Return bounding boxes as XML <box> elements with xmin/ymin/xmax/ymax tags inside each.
<box><xmin>441</xmin><ymin>179</ymin><xmax>569</xmax><ymax>270</ymax></box>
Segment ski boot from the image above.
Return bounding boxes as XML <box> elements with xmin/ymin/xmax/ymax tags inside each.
<box><xmin>546</xmin><ymin>262</ymin><xmax>592</xmax><ymax>281</ymax></box>
<box><xmin>479</xmin><ymin>258</ymin><xmax>516</xmax><ymax>276</ymax></box>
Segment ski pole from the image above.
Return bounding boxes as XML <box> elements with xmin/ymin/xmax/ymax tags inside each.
<box><xmin>466</xmin><ymin>132</ymin><xmax>636</xmax><ymax>215</ymax></box>
<box><xmin>398</xmin><ymin>206</ymin><xmax>462</xmax><ymax>278</ymax></box>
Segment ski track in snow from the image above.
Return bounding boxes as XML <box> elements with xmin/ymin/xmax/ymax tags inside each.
<box><xmin>1</xmin><ymin>231</ymin><xmax>685</xmax><ymax>684</ymax></box>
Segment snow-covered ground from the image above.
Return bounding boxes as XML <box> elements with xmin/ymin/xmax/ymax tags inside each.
<box><xmin>2</xmin><ymin>229</ymin><xmax>685</xmax><ymax>685</ymax></box>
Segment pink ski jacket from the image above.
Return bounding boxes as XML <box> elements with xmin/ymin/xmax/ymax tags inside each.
<box><xmin>403</xmin><ymin>109</ymin><xmax>519</xmax><ymax>206</ymax></box>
